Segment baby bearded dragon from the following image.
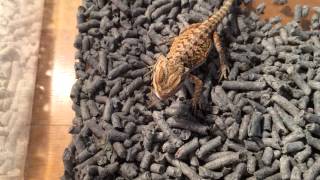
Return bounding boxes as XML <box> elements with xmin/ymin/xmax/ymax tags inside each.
<box><xmin>152</xmin><ymin>0</ymin><xmax>235</xmax><ymax>108</ymax></box>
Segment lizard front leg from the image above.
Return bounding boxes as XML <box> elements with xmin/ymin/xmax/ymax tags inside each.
<box><xmin>213</xmin><ymin>32</ymin><xmax>229</xmax><ymax>82</ymax></box>
<box><xmin>189</xmin><ymin>74</ymin><xmax>203</xmax><ymax>109</ymax></box>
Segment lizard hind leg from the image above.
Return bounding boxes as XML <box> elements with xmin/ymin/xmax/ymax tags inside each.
<box><xmin>189</xmin><ymin>74</ymin><xmax>203</xmax><ymax>110</ymax></box>
<box><xmin>213</xmin><ymin>32</ymin><xmax>230</xmax><ymax>82</ymax></box>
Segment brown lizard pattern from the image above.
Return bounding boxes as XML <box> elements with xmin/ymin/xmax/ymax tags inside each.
<box><xmin>151</xmin><ymin>0</ymin><xmax>235</xmax><ymax>108</ymax></box>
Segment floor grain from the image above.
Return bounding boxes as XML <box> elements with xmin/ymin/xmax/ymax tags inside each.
<box><xmin>24</xmin><ymin>0</ymin><xmax>79</xmax><ymax>179</ymax></box>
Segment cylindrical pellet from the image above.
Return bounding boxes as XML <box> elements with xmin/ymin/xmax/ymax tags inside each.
<box><xmin>165</xmin><ymin>154</ymin><xmax>201</xmax><ymax>180</ymax></box>
<box><xmin>175</xmin><ymin>137</ymin><xmax>199</xmax><ymax>159</ymax></box>
<box><xmin>254</xmin><ymin>160</ymin><xmax>280</xmax><ymax>179</ymax></box>
<box><xmin>248</xmin><ymin>112</ymin><xmax>263</xmax><ymax>138</ymax></box>
<box><xmin>264</xmin><ymin>173</ymin><xmax>282</xmax><ymax>180</ymax></box>
<box><xmin>165</xmin><ymin>166</ymin><xmax>182</xmax><ymax>178</ymax></box>
<box><xmin>239</xmin><ymin>114</ymin><xmax>250</xmax><ymax>140</ymax></box>
<box><xmin>290</xmin><ymin>71</ymin><xmax>311</xmax><ymax>95</ymax></box>
<box><xmin>272</xmin><ymin>94</ymin><xmax>300</xmax><ymax>117</ymax></box>
<box><xmin>196</xmin><ymin>136</ymin><xmax>222</xmax><ymax>159</ymax></box>
<box><xmin>87</xmin><ymin>100</ymin><xmax>99</xmax><ymax>117</ymax></box>
<box><xmin>153</xmin><ymin>111</ymin><xmax>183</xmax><ymax>147</ymax></box>
<box><xmin>222</xmin><ymin>81</ymin><xmax>266</xmax><ymax>91</ymax></box>
<box><xmin>140</xmin><ymin>151</ymin><xmax>153</xmax><ymax>170</ymax></box>
<box><xmin>314</xmin><ymin>91</ymin><xmax>320</xmax><ymax>115</ymax></box>
<box><xmin>204</xmin><ymin>151</ymin><xmax>235</xmax><ymax>163</ymax></box>
<box><xmin>167</xmin><ymin>117</ymin><xmax>209</xmax><ymax>135</ymax></box>
<box><xmin>280</xmin><ymin>155</ymin><xmax>291</xmax><ymax>180</ymax></box>
<box><xmin>198</xmin><ymin>166</ymin><xmax>224</xmax><ymax>179</ymax></box>
<box><xmin>204</xmin><ymin>152</ymin><xmax>246</xmax><ymax>170</ymax></box>
<box><xmin>102</xmin><ymin>98</ymin><xmax>113</xmax><ymax>122</ymax></box>
<box><xmin>262</xmin><ymin>147</ymin><xmax>274</xmax><ymax>166</ymax></box>
<box><xmin>268</xmin><ymin>107</ymin><xmax>288</xmax><ymax>135</ymax></box>
<box><xmin>304</xmin><ymin>159</ymin><xmax>320</xmax><ymax>180</ymax></box>
<box><xmin>295</xmin><ymin>145</ymin><xmax>312</xmax><ymax>163</ymax></box>
<box><xmin>247</xmin><ymin>153</ymin><xmax>256</xmax><ymax>174</ymax></box>
<box><xmin>283</xmin><ymin>141</ymin><xmax>305</xmax><ymax>154</ymax></box>
<box><xmin>150</xmin><ymin>163</ymin><xmax>165</xmax><ymax>174</ymax></box>
<box><xmin>80</xmin><ymin>100</ymin><xmax>91</xmax><ymax>120</ymax></box>
<box><xmin>291</xmin><ymin>166</ymin><xmax>302</xmax><ymax>180</ymax></box>
<box><xmin>306</xmin><ymin>131</ymin><xmax>320</xmax><ymax>151</ymax></box>
<box><xmin>306</xmin><ymin>123</ymin><xmax>320</xmax><ymax>137</ymax></box>
<box><xmin>113</xmin><ymin>142</ymin><xmax>127</xmax><ymax>159</ymax></box>
<box><xmin>308</xmin><ymin>80</ymin><xmax>320</xmax><ymax>90</ymax></box>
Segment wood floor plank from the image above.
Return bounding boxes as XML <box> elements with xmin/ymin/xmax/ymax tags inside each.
<box><xmin>25</xmin><ymin>0</ymin><xmax>79</xmax><ymax>179</ymax></box>
<box><xmin>25</xmin><ymin>125</ymin><xmax>71</xmax><ymax>180</ymax></box>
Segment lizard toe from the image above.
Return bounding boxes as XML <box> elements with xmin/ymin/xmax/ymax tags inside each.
<box><xmin>191</xmin><ymin>100</ymin><xmax>197</xmax><ymax>111</ymax></box>
<box><xmin>191</xmin><ymin>98</ymin><xmax>202</xmax><ymax>112</ymax></box>
<box><xmin>218</xmin><ymin>65</ymin><xmax>229</xmax><ymax>82</ymax></box>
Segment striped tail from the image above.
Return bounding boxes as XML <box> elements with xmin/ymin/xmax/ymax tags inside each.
<box><xmin>199</xmin><ymin>0</ymin><xmax>234</xmax><ymax>33</ymax></box>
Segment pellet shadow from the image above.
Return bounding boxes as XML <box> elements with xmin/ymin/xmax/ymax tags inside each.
<box><xmin>25</xmin><ymin>0</ymin><xmax>55</xmax><ymax>178</ymax></box>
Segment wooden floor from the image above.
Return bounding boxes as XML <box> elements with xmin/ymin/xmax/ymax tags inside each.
<box><xmin>249</xmin><ymin>0</ymin><xmax>320</xmax><ymax>29</ymax></box>
<box><xmin>24</xmin><ymin>0</ymin><xmax>79</xmax><ymax>179</ymax></box>
<box><xmin>24</xmin><ymin>0</ymin><xmax>319</xmax><ymax>179</ymax></box>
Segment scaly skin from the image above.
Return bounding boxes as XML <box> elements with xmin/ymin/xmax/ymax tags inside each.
<box><xmin>152</xmin><ymin>0</ymin><xmax>234</xmax><ymax>108</ymax></box>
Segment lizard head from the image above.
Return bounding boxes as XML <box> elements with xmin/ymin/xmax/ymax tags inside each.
<box><xmin>151</xmin><ymin>55</ymin><xmax>188</xmax><ymax>100</ymax></box>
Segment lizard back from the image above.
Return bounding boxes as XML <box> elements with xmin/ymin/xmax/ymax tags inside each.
<box><xmin>167</xmin><ymin>25</ymin><xmax>212</xmax><ymax>69</ymax></box>
<box><xmin>166</xmin><ymin>0</ymin><xmax>235</xmax><ymax>70</ymax></box>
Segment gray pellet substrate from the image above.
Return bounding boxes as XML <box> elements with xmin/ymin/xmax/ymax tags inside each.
<box><xmin>62</xmin><ymin>0</ymin><xmax>320</xmax><ymax>179</ymax></box>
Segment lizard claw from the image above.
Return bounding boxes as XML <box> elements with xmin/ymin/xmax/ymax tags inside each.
<box><xmin>191</xmin><ymin>98</ymin><xmax>202</xmax><ymax>112</ymax></box>
<box><xmin>219</xmin><ymin>64</ymin><xmax>230</xmax><ymax>82</ymax></box>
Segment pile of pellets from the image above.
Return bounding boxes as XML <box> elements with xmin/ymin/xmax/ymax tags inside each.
<box><xmin>0</xmin><ymin>0</ymin><xmax>44</xmax><ymax>179</ymax></box>
<box><xmin>62</xmin><ymin>0</ymin><xmax>320</xmax><ymax>179</ymax></box>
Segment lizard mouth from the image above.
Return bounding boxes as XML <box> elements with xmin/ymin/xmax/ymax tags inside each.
<box><xmin>153</xmin><ymin>83</ymin><xmax>182</xmax><ymax>100</ymax></box>
<box><xmin>153</xmin><ymin>88</ymin><xmax>172</xmax><ymax>100</ymax></box>
<box><xmin>154</xmin><ymin>90</ymin><xmax>166</xmax><ymax>100</ymax></box>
